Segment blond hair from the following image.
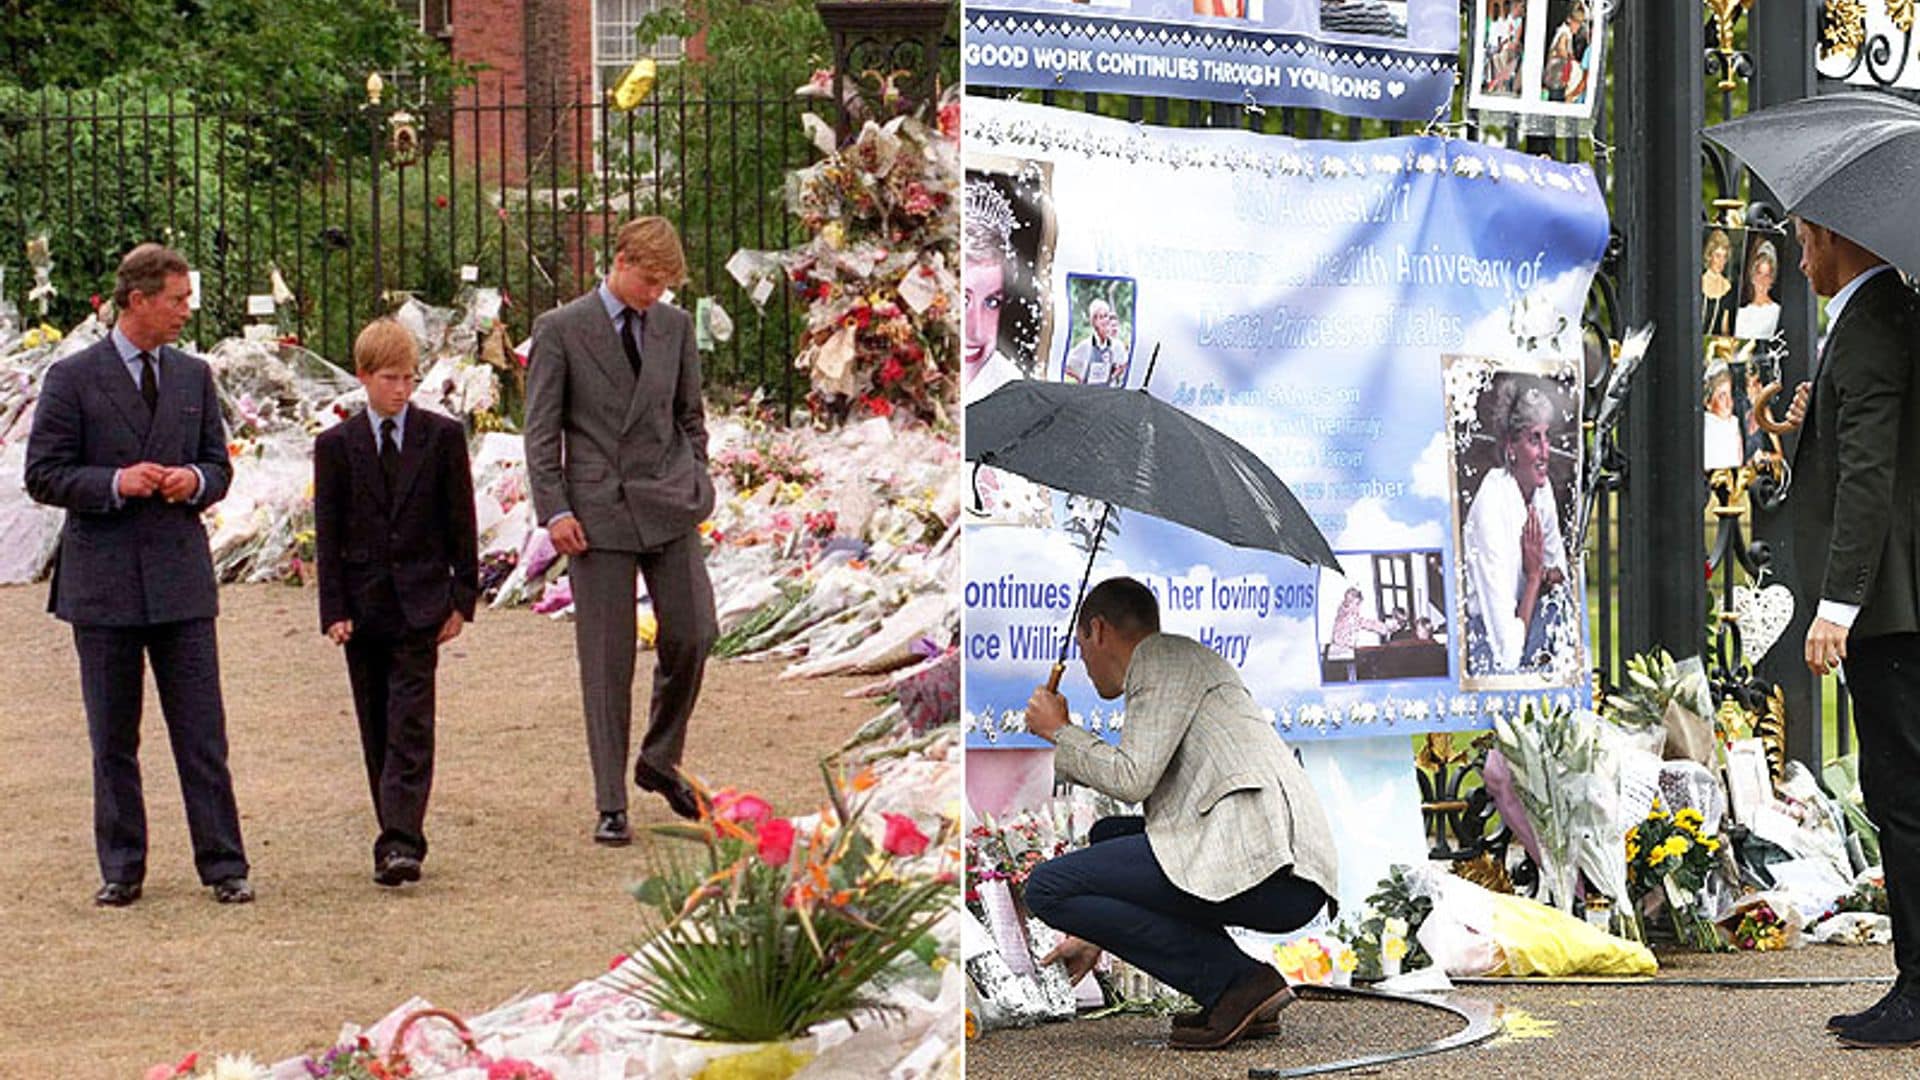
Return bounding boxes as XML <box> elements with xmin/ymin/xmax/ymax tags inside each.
<box><xmin>353</xmin><ymin>318</ymin><xmax>419</xmax><ymax>376</ymax></box>
<box><xmin>613</xmin><ymin>216</ymin><xmax>688</xmax><ymax>285</ymax></box>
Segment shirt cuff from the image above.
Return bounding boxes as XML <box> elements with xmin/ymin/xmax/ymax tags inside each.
<box><xmin>189</xmin><ymin>465</ymin><xmax>206</xmax><ymax>503</ymax></box>
<box><xmin>109</xmin><ymin>468</ymin><xmax>125</xmax><ymax>510</ymax></box>
<box><xmin>546</xmin><ymin>510</ymin><xmax>575</xmax><ymax>527</ymax></box>
<box><xmin>1817</xmin><ymin>600</ymin><xmax>1861</xmax><ymax>630</ymax></box>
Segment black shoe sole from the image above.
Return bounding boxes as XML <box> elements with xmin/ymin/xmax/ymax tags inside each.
<box><xmin>1838</xmin><ymin>1035</ymin><xmax>1920</xmax><ymax>1049</ymax></box>
<box><xmin>594</xmin><ymin>832</ymin><xmax>633</xmax><ymax>847</ymax></box>
<box><xmin>94</xmin><ymin>886</ymin><xmax>142</xmax><ymax>907</ymax></box>
<box><xmin>374</xmin><ymin>862</ymin><xmax>423</xmax><ymax>887</ymax></box>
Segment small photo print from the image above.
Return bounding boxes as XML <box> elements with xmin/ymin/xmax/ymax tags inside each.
<box><xmin>1474</xmin><ymin>0</ymin><xmax>1526</xmax><ymax>99</ymax></box>
<box><xmin>1319</xmin><ymin>0</ymin><xmax>1408</xmax><ymax>38</ymax></box>
<box><xmin>1443</xmin><ymin>354</ymin><xmax>1586</xmax><ymax>691</ymax></box>
<box><xmin>1733</xmin><ymin>235</ymin><xmax>1783</xmax><ymax>341</ymax></box>
<box><xmin>1059</xmin><ymin>274</ymin><xmax>1137</xmax><ymax>388</ymax></box>
<box><xmin>1318</xmin><ymin>549</ymin><xmax>1451</xmax><ymax>684</ymax></box>
<box><xmin>1702</xmin><ymin>227</ymin><xmax>1745</xmax><ymax>339</ymax></box>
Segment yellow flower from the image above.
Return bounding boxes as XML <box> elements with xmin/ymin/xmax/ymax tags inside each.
<box><xmin>1335</xmin><ymin>947</ymin><xmax>1358</xmax><ymax>973</ymax></box>
<box><xmin>1703</xmin><ymin>836</ymin><xmax>1721</xmax><ymax>852</ymax></box>
<box><xmin>1675</xmin><ymin>808</ymin><xmax>1704</xmax><ymax>834</ymax></box>
<box><xmin>1382</xmin><ymin>935</ymin><xmax>1409</xmax><ymax>962</ymax></box>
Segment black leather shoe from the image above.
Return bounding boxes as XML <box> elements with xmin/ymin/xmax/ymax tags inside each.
<box><xmin>1839</xmin><ymin>993</ymin><xmax>1920</xmax><ymax>1048</ymax></box>
<box><xmin>1830</xmin><ymin>984</ymin><xmax>1902</xmax><ymax>1034</ymax></box>
<box><xmin>634</xmin><ymin>761</ymin><xmax>701</xmax><ymax>821</ymax></box>
<box><xmin>594</xmin><ymin>810</ymin><xmax>632</xmax><ymax>846</ymax></box>
<box><xmin>1169</xmin><ymin>968</ymin><xmax>1292</xmax><ymax>1051</ymax></box>
<box><xmin>94</xmin><ymin>882</ymin><xmax>142</xmax><ymax>907</ymax></box>
<box><xmin>374</xmin><ymin>854</ymin><xmax>423</xmax><ymax>887</ymax></box>
<box><xmin>211</xmin><ymin>877</ymin><xmax>255</xmax><ymax>904</ymax></box>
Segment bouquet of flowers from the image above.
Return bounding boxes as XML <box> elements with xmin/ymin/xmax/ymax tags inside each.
<box><xmin>1342</xmin><ymin>865</ymin><xmax>1436</xmax><ymax>979</ymax></box>
<box><xmin>1839</xmin><ymin>869</ymin><xmax>1889</xmax><ymax>916</ymax></box>
<box><xmin>1725</xmin><ymin>896</ymin><xmax>1792</xmax><ymax>951</ymax></box>
<box><xmin>624</xmin><ymin>767</ymin><xmax>956</xmax><ymax>1044</ymax></box>
<box><xmin>1272</xmin><ymin>935</ymin><xmax>1358</xmax><ymax>988</ymax></box>
<box><xmin>1626</xmin><ymin>800</ymin><xmax>1727</xmax><ymax>950</ymax></box>
<box><xmin>963</xmin><ymin>810</ymin><xmax>1067</xmax><ymax>918</ymax></box>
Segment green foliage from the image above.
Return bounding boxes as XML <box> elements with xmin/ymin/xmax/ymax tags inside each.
<box><xmin>626</xmin><ymin>773</ymin><xmax>955</xmax><ymax>1043</ymax></box>
<box><xmin>1340</xmin><ymin>865</ymin><xmax>1434</xmax><ymax>980</ymax></box>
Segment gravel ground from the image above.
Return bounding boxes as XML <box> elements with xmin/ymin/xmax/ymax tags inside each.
<box><xmin>966</xmin><ymin>943</ymin><xmax>1917</xmax><ymax>1077</ymax></box>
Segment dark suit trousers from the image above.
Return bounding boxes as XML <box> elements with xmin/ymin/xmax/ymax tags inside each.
<box><xmin>74</xmin><ymin>618</ymin><xmax>247</xmax><ymax>886</ymax></box>
<box><xmin>1847</xmin><ymin>632</ymin><xmax>1920</xmax><ymax>983</ymax></box>
<box><xmin>1025</xmin><ymin>817</ymin><xmax>1328</xmax><ymax>1009</ymax></box>
<box><xmin>571</xmin><ymin>529</ymin><xmax>717</xmax><ymax>813</ymax></box>
<box><xmin>344</xmin><ymin>624</ymin><xmax>439</xmax><ymax>863</ymax></box>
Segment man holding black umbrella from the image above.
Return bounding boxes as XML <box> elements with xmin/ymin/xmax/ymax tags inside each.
<box><xmin>1782</xmin><ymin>217</ymin><xmax>1920</xmax><ymax>1049</ymax></box>
<box><xmin>1020</xmin><ymin>576</ymin><xmax>1337</xmax><ymax>1051</ymax></box>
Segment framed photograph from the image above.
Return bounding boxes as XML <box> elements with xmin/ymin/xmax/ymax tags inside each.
<box><xmin>963</xmin><ymin>154</ymin><xmax>1059</xmax><ymax>405</ymax></box>
<box><xmin>1443</xmin><ymin>354</ymin><xmax>1586</xmax><ymax>690</ymax></box>
<box><xmin>1318</xmin><ymin>549</ymin><xmax>1451</xmax><ymax>684</ymax></box>
<box><xmin>1467</xmin><ymin>0</ymin><xmax>1605</xmax><ymax>120</ymax></box>
<box><xmin>1059</xmin><ymin>274</ymin><xmax>1137</xmax><ymax>388</ymax></box>
<box><xmin>1732</xmin><ymin>234</ymin><xmax>1783</xmax><ymax>341</ymax></box>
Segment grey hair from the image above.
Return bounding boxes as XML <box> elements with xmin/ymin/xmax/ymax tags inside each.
<box><xmin>1493</xmin><ymin>376</ymin><xmax>1555</xmax><ymax>444</ymax></box>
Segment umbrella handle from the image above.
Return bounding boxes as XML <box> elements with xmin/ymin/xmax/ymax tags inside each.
<box><xmin>1046</xmin><ymin>663</ymin><xmax>1065</xmax><ymax>694</ymax></box>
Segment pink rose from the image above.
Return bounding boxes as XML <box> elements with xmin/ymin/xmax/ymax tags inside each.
<box><xmin>758</xmin><ymin>818</ymin><xmax>798</xmax><ymax>865</ymax></box>
<box><xmin>881</xmin><ymin>813</ymin><xmax>930</xmax><ymax>857</ymax></box>
<box><xmin>714</xmin><ymin>789</ymin><xmax>774</xmax><ymax>826</ymax></box>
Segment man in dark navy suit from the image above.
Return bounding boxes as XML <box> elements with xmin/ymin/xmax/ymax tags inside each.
<box><xmin>1784</xmin><ymin>216</ymin><xmax>1920</xmax><ymax>1048</ymax></box>
<box><xmin>24</xmin><ymin>243</ymin><xmax>252</xmax><ymax>907</ymax></box>
<box><xmin>313</xmin><ymin>318</ymin><xmax>478</xmax><ymax>887</ymax></box>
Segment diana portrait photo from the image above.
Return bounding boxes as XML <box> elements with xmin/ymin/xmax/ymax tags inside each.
<box><xmin>963</xmin><ymin>156</ymin><xmax>1057</xmax><ymax>406</ymax></box>
<box><xmin>1444</xmin><ymin>355</ymin><xmax>1586</xmax><ymax>690</ymax></box>
<box><xmin>1318</xmin><ymin>549</ymin><xmax>1450</xmax><ymax>684</ymax></box>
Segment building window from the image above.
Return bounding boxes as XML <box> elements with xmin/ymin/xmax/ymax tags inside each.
<box><xmin>594</xmin><ymin>0</ymin><xmax>685</xmax><ymax>102</ymax></box>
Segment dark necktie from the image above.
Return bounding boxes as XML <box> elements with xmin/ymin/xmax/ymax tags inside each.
<box><xmin>620</xmin><ymin>308</ymin><xmax>644</xmax><ymax>377</ymax></box>
<box><xmin>138</xmin><ymin>352</ymin><xmax>158</xmax><ymax>413</ymax></box>
<box><xmin>380</xmin><ymin>417</ymin><xmax>400</xmax><ymax>493</ymax></box>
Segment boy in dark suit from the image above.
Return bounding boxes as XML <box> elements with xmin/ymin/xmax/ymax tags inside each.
<box><xmin>313</xmin><ymin>319</ymin><xmax>478</xmax><ymax>886</ymax></box>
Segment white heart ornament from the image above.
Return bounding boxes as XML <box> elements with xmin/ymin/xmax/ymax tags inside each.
<box><xmin>1387</xmin><ymin>81</ymin><xmax>1406</xmax><ymax>98</ymax></box>
<box><xmin>1731</xmin><ymin>583</ymin><xmax>1795</xmax><ymax>663</ymax></box>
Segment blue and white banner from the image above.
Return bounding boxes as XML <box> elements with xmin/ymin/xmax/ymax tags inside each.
<box><xmin>964</xmin><ymin>0</ymin><xmax>1458</xmax><ymax>122</ymax></box>
<box><xmin>962</xmin><ymin>98</ymin><xmax>1610</xmax><ymax>749</ymax></box>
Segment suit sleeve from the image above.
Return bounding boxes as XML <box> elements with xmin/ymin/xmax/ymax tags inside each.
<box><xmin>444</xmin><ymin>420</ymin><xmax>480</xmax><ymax>620</ymax></box>
<box><xmin>314</xmin><ymin>432</ymin><xmax>350</xmax><ymax>631</ymax></box>
<box><xmin>1822</xmin><ymin>306</ymin><xmax>1908</xmax><ymax>608</ymax></box>
<box><xmin>23</xmin><ymin>360</ymin><xmax>119</xmax><ymax>514</ymax></box>
<box><xmin>675</xmin><ymin>310</ymin><xmax>709</xmax><ymax>467</ymax></box>
<box><xmin>522</xmin><ymin>312</ymin><xmax>570</xmax><ymax>526</ymax></box>
<box><xmin>1051</xmin><ymin>651</ymin><xmax>1203</xmax><ymax>804</ymax></box>
<box><xmin>190</xmin><ymin>361</ymin><xmax>232</xmax><ymax>509</ymax></box>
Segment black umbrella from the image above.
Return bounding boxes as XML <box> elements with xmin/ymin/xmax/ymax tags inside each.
<box><xmin>1705</xmin><ymin>91</ymin><xmax>1920</xmax><ymax>278</ymax></box>
<box><xmin>966</xmin><ymin>347</ymin><xmax>1339</xmax><ymax>689</ymax></box>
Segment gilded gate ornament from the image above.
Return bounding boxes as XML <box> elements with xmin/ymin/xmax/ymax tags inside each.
<box><xmin>1822</xmin><ymin>0</ymin><xmax>1869</xmax><ymax>61</ymax></box>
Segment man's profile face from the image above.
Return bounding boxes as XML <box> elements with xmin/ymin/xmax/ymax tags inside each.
<box><xmin>611</xmin><ymin>251</ymin><xmax>669</xmax><ymax>310</ymax></box>
<box><xmin>123</xmin><ymin>272</ymin><xmax>193</xmax><ymax>346</ymax></box>
<box><xmin>1076</xmin><ymin>618</ymin><xmax>1127</xmax><ymax>700</ymax></box>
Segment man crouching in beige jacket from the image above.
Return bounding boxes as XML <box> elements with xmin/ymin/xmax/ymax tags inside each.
<box><xmin>1023</xmin><ymin>576</ymin><xmax>1338</xmax><ymax>1051</ymax></box>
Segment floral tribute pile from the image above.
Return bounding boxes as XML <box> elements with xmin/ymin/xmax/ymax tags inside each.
<box><xmin>726</xmin><ymin>89</ymin><xmax>960</xmax><ymax>425</ymax></box>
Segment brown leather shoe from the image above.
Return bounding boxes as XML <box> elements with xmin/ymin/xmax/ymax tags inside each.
<box><xmin>1172</xmin><ymin>994</ymin><xmax>1288</xmax><ymax>1039</ymax></box>
<box><xmin>1168</xmin><ymin>968</ymin><xmax>1292</xmax><ymax>1051</ymax></box>
<box><xmin>634</xmin><ymin>761</ymin><xmax>701</xmax><ymax>820</ymax></box>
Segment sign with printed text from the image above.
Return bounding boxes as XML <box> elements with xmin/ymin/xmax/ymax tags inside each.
<box><xmin>962</xmin><ymin>98</ymin><xmax>1609</xmax><ymax>748</ymax></box>
<box><xmin>964</xmin><ymin>0</ymin><xmax>1458</xmax><ymax>122</ymax></box>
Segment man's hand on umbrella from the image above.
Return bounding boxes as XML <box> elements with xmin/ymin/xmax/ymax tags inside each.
<box><xmin>1025</xmin><ymin>687</ymin><xmax>1069</xmax><ymax>741</ymax></box>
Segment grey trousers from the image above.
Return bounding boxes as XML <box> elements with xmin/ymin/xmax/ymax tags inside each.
<box><xmin>569</xmin><ymin>530</ymin><xmax>717</xmax><ymax>813</ymax></box>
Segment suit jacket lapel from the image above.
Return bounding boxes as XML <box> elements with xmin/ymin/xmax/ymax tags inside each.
<box><xmin>92</xmin><ymin>344</ymin><xmax>152</xmax><ymax>442</ymax></box>
<box><xmin>388</xmin><ymin>413</ymin><xmax>430</xmax><ymax>513</ymax></box>
<box><xmin>579</xmin><ymin>298</ymin><xmax>636</xmax><ymax>408</ymax></box>
<box><xmin>622</xmin><ymin>303</ymin><xmax>670</xmax><ymax>434</ymax></box>
<box><xmin>140</xmin><ymin>346</ymin><xmax>189</xmax><ymax>460</ymax></box>
<box><xmin>346</xmin><ymin>411</ymin><xmax>391</xmax><ymax>511</ymax></box>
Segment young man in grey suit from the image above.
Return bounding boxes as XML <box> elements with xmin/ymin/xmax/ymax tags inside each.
<box><xmin>1022</xmin><ymin>577</ymin><xmax>1337</xmax><ymax>1050</ymax></box>
<box><xmin>524</xmin><ymin>217</ymin><xmax>718</xmax><ymax>843</ymax></box>
<box><xmin>1783</xmin><ymin>217</ymin><xmax>1920</xmax><ymax>1049</ymax></box>
<box><xmin>24</xmin><ymin>243</ymin><xmax>253</xmax><ymax>906</ymax></box>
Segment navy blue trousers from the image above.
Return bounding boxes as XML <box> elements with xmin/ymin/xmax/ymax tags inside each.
<box><xmin>1025</xmin><ymin>816</ymin><xmax>1327</xmax><ymax>1007</ymax></box>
